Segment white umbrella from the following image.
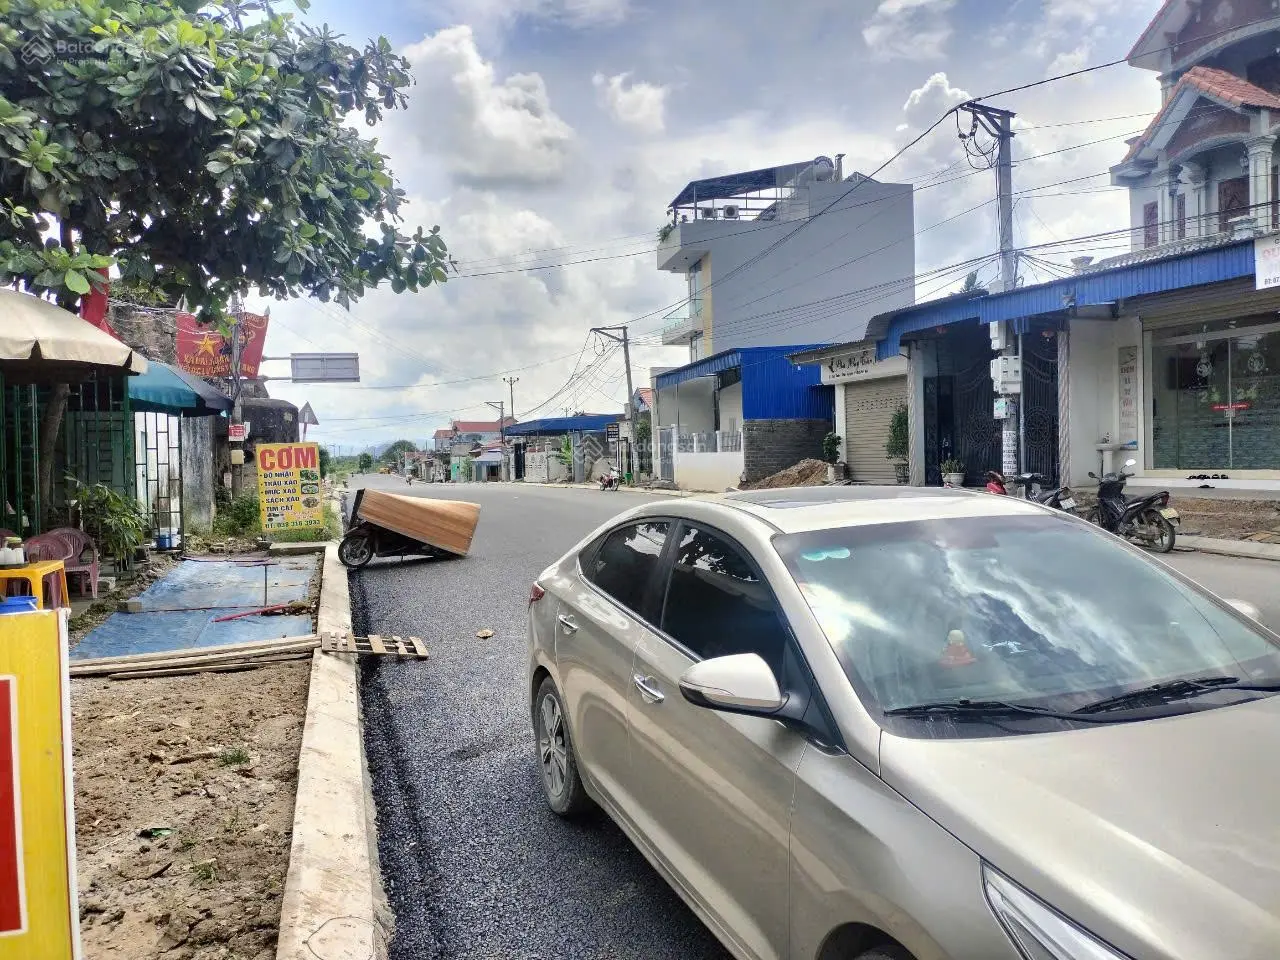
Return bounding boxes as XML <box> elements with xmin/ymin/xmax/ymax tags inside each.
<box><xmin>0</xmin><ymin>288</ymin><xmax>147</xmax><ymax>373</ymax></box>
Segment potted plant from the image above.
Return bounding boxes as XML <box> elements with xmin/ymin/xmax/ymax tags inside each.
<box><xmin>941</xmin><ymin>459</ymin><xmax>966</xmax><ymax>487</ymax></box>
<box><xmin>69</xmin><ymin>479</ymin><xmax>148</xmax><ymax>572</ymax></box>
<box><xmin>884</xmin><ymin>405</ymin><xmax>909</xmax><ymax>484</ymax></box>
<box><xmin>821</xmin><ymin>432</ymin><xmax>844</xmax><ymax>482</ymax></box>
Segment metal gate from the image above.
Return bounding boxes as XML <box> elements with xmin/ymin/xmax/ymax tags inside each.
<box><xmin>924</xmin><ymin>326</ymin><xmax>1000</xmax><ymax>486</ymax></box>
<box><xmin>1020</xmin><ymin>331</ymin><xmax>1060</xmax><ymax>482</ymax></box>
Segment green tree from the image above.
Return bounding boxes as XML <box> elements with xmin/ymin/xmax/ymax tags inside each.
<box><xmin>381</xmin><ymin>439</ymin><xmax>417</xmax><ymax>463</ymax></box>
<box><xmin>960</xmin><ymin>271</ymin><xmax>980</xmax><ymax>293</ymax></box>
<box><xmin>357</xmin><ymin>452</ymin><xmax>373</xmax><ymax>472</ymax></box>
<box><xmin>0</xmin><ymin>0</ymin><xmax>450</xmax><ymax>502</ymax></box>
<box><xmin>317</xmin><ymin>444</ymin><xmax>331</xmax><ymax>478</ymax></box>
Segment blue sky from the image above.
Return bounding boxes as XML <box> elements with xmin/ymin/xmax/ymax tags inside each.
<box><xmin>255</xmin><ymin>0</ymin><xmax>1167</xmax><ymax>449</ymax></box>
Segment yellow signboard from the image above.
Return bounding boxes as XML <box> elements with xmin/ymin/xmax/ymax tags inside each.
<box><xmin>0</xmin><ymin>608</ymin><xmax>79</xmax><ymax>960</ymax></box>
<box><xmin>256</xmin><ymin>442</ymin><xmax>324</xmax><ymax>532</ymax></box>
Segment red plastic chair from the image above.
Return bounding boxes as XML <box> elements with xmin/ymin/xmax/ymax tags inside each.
<box><xmin>23</xmin><ymin>533</ymin><xmax>73</xmax><ymax>564</ymax></box>
<box><xmin>47</xmin><ymin>527</ymin><xmax>99</xmax><ymax>599</ymax></box>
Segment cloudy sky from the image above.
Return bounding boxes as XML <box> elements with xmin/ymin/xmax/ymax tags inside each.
<box><xmin>255</xmin><ymin>0</ymin><xmax>1167</xmax><ymax>451</ymax></box>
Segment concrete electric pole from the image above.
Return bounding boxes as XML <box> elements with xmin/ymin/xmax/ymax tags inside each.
<box><xmin>957</xmin><ymin>101</ymin><xmax>1021</xmax><ymax>477</ymax></box>
<box><xmin>503</xmin><ymin>376</ymin><xmax>519</xmax><ymax>424</ymax></box>
<box><xmin>589</xmin><ymin>325</ymin><xmax>636</xmax><ymax>478</ymax></box>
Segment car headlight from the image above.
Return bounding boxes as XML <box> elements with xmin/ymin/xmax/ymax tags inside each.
<box><xmin>983</xmin><ymin>865</ymin><xmax>1131</xmax><ymax>960</ymax></box>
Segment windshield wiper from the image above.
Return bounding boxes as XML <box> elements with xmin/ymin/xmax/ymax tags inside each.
<box><xmin>1073</xmin><ymin>676</ymin><xmax>1280</xmax><ymax>715</ymax></box>
<box><xmin>884</xmin><ymin>699</ymin><xmax>1123</xmax><ymax>724</ymax></box>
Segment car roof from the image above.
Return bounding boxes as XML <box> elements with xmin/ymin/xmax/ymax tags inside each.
<box><xmin>650</xmin><ymin>485</ymin><xmax>1053</xmax><ymax>534</ymax></box>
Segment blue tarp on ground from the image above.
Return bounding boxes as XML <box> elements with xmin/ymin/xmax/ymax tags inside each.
<box><xmin>71</xmin><ymin>554</ymin><xmax>319</xmax><ymax>659</ymax></box>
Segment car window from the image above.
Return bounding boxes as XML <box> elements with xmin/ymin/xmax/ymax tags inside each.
<box><xmin>584</xmin><ymin>521</ymin><xmax>670</xmax><ymax>616</ymax></box>
<box><xmin>775</xmin><ymin>514</ymin><xmax>1280</xmax><ymax>730</ymax></box>
<box><xmin>660</xmin><ymin>524</ymin><xmax>789</xmax><ymax>675</ymax></box>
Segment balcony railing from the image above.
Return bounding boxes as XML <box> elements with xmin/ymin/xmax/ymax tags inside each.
<box><xmin>673</xmin><ymin>430</ymin><xmax>742</xmax><ymax>454</ymax></box>
<box><xmin>661</xmin><ymin>298</ymin><xmax>704</xmax><ymax>345</ymax></box>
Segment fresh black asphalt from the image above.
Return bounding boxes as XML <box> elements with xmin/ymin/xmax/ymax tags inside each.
<box><xmin>352</xmin><ymin>476</ymin><xmax>732</xmax><ymax>960</ymax></box>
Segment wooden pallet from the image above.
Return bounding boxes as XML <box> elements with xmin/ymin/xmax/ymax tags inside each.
<box><xmin>321</xmin><ymin>631</ymin><xmax>428</xmax><ymax>659</ymax></box>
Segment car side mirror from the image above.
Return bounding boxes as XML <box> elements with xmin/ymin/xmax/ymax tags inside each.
<box><xmin>679</xmin><ymin>653</ymin><xmax>785</xmax><ymax>714</ymax></box>
<box><xmin>1225</xmin><ymin>598</ymin><xmax>1264</xmax><ymax>624</ymax></box>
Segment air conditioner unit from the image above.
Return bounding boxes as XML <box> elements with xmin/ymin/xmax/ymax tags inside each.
<box><xmin>699</xmin><ymin>207</ymin><xmax>717</xmax><ymax>220</ymax></box>
<box><xmin>722</xmin><ymin>204</ymin><xmax>740</xmax><ymax>219</ymax></box>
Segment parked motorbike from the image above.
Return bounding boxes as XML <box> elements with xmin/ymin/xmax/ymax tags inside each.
<box><xmin>1086</xmin><ymin>458</ymin><xmax>1179</xmax><ymax>553</ymax></box>
<box><xmin>598</xmin><ymin>471</ymin><xmax>620</xmax><ymax>491</ymax></box>
<box><xmin>984</xmin><ymin>471</ymin><xmax>1078</xmax><ymax>512</ymax></box>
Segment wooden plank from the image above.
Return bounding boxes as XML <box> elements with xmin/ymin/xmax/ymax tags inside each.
<box><xmin>107</xmin><ymin>652</ymin><xmax>314</xmax><ymax>680</ymax></box>
<box><xmin>368</xmin><ymin>634</ymin><xmax>387</xmax><ymax>655</ymax></box>
<box><xmin>353</xmin><ymin>489</ymin><xmax>481</xmax><ymax>557</ymax></box>
<box><xmin>70</xmin><ymin>634</ymin><xmax>319</xmax><ymax>668</ymax></box>
<box><xmin>407</xmin><ymin>636</ymin><xmax>428</xmax><ymax>659</ymax></box>
<box><xmin>392</xmin><ymin>635</ymin><xmax>408</xmax><ymax>656</ymax></box>
<box><xmin>71</xmin><ymin>640</ymin><xmax>320</xmax><ymax>677</ymax></box>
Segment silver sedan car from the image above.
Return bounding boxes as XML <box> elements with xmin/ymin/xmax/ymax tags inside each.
<box><xmin>526</xmin><ymin>486</ymin><xmax>1280</xmax><ymax>960</ymax></box>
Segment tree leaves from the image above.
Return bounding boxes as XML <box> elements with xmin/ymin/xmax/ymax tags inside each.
<box><xmin>0</xmin><ymin>0</ymin><xmax>448</xmax><ymax>312</ymax></box>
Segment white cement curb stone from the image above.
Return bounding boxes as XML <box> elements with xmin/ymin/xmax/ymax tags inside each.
<box><xmin>1179</xmin><ymin>535</ymin><xmax>1280</xmax><ymax>562</ymax></box>
<box><xmin>276</xmin><ymin>542</ymin><xmax>388</xmax><ymax>960</ymax></box>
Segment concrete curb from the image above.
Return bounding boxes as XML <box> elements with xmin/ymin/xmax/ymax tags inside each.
<box><xmin>1179</xmin><ymin>535</ymin><xmax>1280</xmax><ymax>563</ymax></box>
<box><xmin>276</xmin><ymin>542</ymin><xmax>389</xmax><ymax>960</ymax></box>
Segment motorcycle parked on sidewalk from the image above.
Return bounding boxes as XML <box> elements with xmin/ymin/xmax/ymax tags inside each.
<box><xmin>1086</xmin><ymin>458</ymin><xmax>1179</xmax><ymax>553</ymax></box>
<box><xmin>984</xmin><ymin>471</ymin><xmax>1078</xmax><ymax>513</ymax></box>
<box><xmin>598</xmin><ymin>471</ymin><xmax>620</xmax><ymax>491</ymax></box>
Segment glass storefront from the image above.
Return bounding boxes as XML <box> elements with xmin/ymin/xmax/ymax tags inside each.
<box><xmin>1150</xmin><ymin>316</ymin><xmax>1280</xmax><ymax>470</ymax></box>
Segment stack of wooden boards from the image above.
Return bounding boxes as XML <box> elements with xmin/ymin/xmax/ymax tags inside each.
<box><xmin>352</xmin><ymin>488</ymin><xmax>481</xmax><ymax>556</ymax></box>
<box><xmin>70</xmin><ymin>635</ymin><xmax>320</xmax><ymax>681</ymax></box>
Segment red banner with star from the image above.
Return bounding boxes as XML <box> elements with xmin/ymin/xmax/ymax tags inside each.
<box><xmin>175</xmin><ymin>312</ymin><xmax>269</xmax><ymax>378</ymax></box>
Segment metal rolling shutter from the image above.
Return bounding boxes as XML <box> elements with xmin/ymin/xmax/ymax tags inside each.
<box><xmin>845</xmin><ymin>376</ymin><xmax>907</xmax><ymax>483</ymax></box>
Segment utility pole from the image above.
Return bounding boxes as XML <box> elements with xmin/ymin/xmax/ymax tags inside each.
<box><xmin>590</xmin><ymin>325</ymin><xmax>636</xmax><ymax>478</ymax></box>
<box><xmin>503</xmin><ymin>376</ymin><xmax>519</xmax><ymax>424</ymax></box>
<box><xmin>958</xmin><ymin>100</ymin><xmax>1021</xmax><ymax>477</ymax></box>
<box><xmin>229</xmin><ymin>302</ymin><xmax>245</xmax><ymax>496</ymax></box>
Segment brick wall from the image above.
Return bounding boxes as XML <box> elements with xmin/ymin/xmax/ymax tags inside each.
<box><xmin>743</xmin><ymin>419</ymin><xmax>832</xmax><ymax>483</ymax></box>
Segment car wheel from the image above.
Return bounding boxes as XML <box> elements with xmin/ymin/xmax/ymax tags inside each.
<box><xmin>534</xmin><ymin>677</ymin><xmax>592</xmax><ymax>816</ymax></box>
<box><xmin>338</xmin><ymin>532</ymin><xmax>373</xmax><ymax>568</ymax></box>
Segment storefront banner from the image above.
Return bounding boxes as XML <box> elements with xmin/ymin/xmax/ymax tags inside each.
<box><xmin>1118</xmin><ymin>346</ymin><xmax>1139</xmax><ymax>446</ymax></box>
<box><xmin>0</xmin><ymin>608</ymin><xmax>79</xmax><ymax>960</ymax></box>
<box><xmin>1255</xmin><ymin>235</ymin><xmax>1280</xmax><ymax>290</ymax></box>
<box><xmin>255</xmin><ymin>442</ymin><xmax>324</xmax><ymax>532</ymax></box>
<box><xmin>175</xmin><ymin>312</ymin><xmax>269</xmax><ymax>378</ymax></box>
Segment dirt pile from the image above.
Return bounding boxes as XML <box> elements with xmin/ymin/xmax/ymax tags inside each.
<box><xmin>744</xmin><ymin>458</ymin><xmax>830</xmax><ymax>490</ymax></box>
<box><xmin>1170</xmin><ymin>497</ymin><xmax>1280</xmax><ymax>541</ymax></box>
<box><xmin>73</xmin><ymin>661</ymin><xmax>309</xmax><ymax>960</ymax></box>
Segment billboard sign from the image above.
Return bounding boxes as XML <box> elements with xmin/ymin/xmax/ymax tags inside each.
<box><xmin>289</xmin><ymin>353</ymin><xmax>360</xmax><ymax>383</ymax></box>
<box><xmin>255</xmin><ymin>442</ymin><xmax>324</xmax><ymax>532</ymax></box>
<box><xmin>0</xmin><ymin>609</ymin><xmax>78</xmax><ymax>960</ymax></box>
<box><xmin>175</xmin><ymin>312</ymin><xmax>269</xmax><ymax>378</ymax></box>
<box><xmin>227</xmin><ymin>423</ymin><xmax>248</xmax><ymax>443</ymax></box>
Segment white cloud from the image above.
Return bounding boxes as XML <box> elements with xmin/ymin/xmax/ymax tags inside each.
<box><xmin>863</xmin><ymin>0</ymin><xmax>956</xmax><ymax>61</ymax></box>
<box><xmin>395</xmin><ymin>26</ymin><xmax>575</xmax><ymax>187</ymax></box>
<box><xmin>592</xmin><ymin>72</ymin><xmax>669</xmax><ymax>135</ymax></box>
<box><xmin>441</xmin><ymin>0</ymin><xmax>630</xmax><ymax>30</ymax></box>
<box><xmin>903</xmin><ymin>71</ymin><xmax>970</xmax><ymax>117</ymax></box>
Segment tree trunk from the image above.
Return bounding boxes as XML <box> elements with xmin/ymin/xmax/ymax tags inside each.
<box><xmin>38</xmin><ymin>382</ymin><xmax>71</xmax><ymax>520</ymax></box>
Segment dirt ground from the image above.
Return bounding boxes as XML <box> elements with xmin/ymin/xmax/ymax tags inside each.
<box><xmin>743</xmin><ymin>458</ymin><xmax>831</xmax><ymax>489</ymax></box>
<box><xmin>72</xmin><ymin>660</ymin><xmax>310</xmax><ymax>960</ymax></box>
<box><xmin>1169</xmin><ymin>497</ymin><xmax>1280</xmax><ymax>540</ymax></box>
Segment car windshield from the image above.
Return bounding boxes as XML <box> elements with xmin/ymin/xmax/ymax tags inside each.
<box><xmin>775</xmin><ymin>514</ymin><xmax>1280</xmax><ymax>722</ymax></box>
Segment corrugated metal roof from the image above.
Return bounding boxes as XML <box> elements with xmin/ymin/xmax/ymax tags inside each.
<box><xmin>656</xmin><ymin>345</ymin><xmax>833</xmax><ymax>421</ymax></box>
<box><xmin>873</xmin><ymin>239</ymin><xmax>1258</xmax><ymax>360</ymax></box>
<box><xmin>505</xmin><ymin>413</ymin><xmax>622</xmax><ymax>436</ymax></box>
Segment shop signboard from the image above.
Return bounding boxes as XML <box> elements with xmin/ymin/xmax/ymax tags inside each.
<box><xmin>175</xmin><ymin>312</ymin><xmax>269</xmax><ymax>378</ymax></box>
<box><xmin>1256</xmin><ymin>234</ymin><xmax>1280</xmax><ymax>290</ymax></box>
<box><xmin>0</xmin><ymin>608</ymin><xmax>79</xmax><ymax>960</ymax></box>
<box><xmin>255</xmin><ymin>442</ymin><xmax>324</xmax><ymax>532</ymax></box>
<box><xmin>1118</xmin><ymin>346</ymin><xmax>1139</xmax><ymax>446</ymax></box>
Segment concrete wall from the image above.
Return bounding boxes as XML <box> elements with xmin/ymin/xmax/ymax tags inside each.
<box><xmin>672</xmin><ymin>378</ymin><xmax>716</xmax><ymax>432</ymax></box>
<box><xmin>674</xmin><ymin>450</ymin><xmax>744</xmax><ymax>492</ymax></box>
<box><xmin>524</xmin><ymin>451</ymin><xmax>569</xmax><ymax>483</ymax></box>
<box><xmin>742</xmin><ymin>419</ymin><xmax>831</xmax><ymax>483</ymax></box>
<box><xmin>718</xmin><ymin>381</ymin><xmax>743</xmax><ymax>433</ymax></box>
<box><xmin>181</xmin><ymin>417</ymin><xmax>215</xmax><ymax>531</ymax></box>
<box><xmin>692</xmin><ymin>179</ymin><xmax>915</xmax><ymax>350</ymax></box>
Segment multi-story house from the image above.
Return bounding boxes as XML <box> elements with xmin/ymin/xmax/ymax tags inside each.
<box><xmin>650</xmin><ymin>155</ymin><xmax>915</xmax><ymax>489</ymax></box>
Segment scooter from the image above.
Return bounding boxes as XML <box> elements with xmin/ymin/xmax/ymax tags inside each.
<box><xmin>1087</xmin><ymin>458</ymin><xmax>1179</xmax><ymax>553</ymax></box>
<box><xmin>598</xmin><ymin>471</ymin><xmax>621</xmax><ymax>491</ymax></box>
<box><xmin>984</xmin><ymin>471</ymin><xmax>1078</xmax><ymax>512</ymax></box>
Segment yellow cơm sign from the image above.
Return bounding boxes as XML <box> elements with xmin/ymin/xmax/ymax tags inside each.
<box><xmin>0</xmin><ymin>608</ymin><xmax>79</xmax><ymax>960</ymax></box>
<box><xmin>255</xmin><ymin>442</ymin><xmax>324</xmax><ymax>532</ymax></box>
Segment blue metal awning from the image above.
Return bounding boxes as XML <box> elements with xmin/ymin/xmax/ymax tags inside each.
<box><xmin>505</xmin><ymin>414</ymin><xmax>623</xmax><ymax>437</ymax></box>
<box><xmin>871</xmin><ymin>238</ymin><xmax>1260</xmax><ymax>360</ymax></box>
<box><xmin>656</xmin><ymin>345</ymin><xmax>833</xmax><ymax>421</ymax></box>
<box><xmin>129</xmin><ymin>361</ymin><xmax>232</xmax><ymax>416</ymax></box>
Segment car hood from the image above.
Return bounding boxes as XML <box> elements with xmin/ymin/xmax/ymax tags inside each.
<box><xmin>880</xmin><ymin>696</ymin><xmax>1280</xmax><ymax>960</ymax></box>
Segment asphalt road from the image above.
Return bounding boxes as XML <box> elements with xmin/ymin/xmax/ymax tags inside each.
<box><xmin>351</xmin><ymin>477</ymin><xmax>1279</xmax><ymax>960</ymax></box>
<box><xmin>351</xmin><ymin>476</ymin><xmax>730</xmax><ymax>960</ymax></box>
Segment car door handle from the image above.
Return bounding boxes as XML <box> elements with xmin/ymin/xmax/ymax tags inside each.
<box><xmin>557</xmin><ymin>614</ymin><xmax>579</xmax><ymax>634</ymax></box>
<box><xmin>633</xmin><ymin>674</ymin><xmax>665</xmax><ymax>704</ymax></box>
